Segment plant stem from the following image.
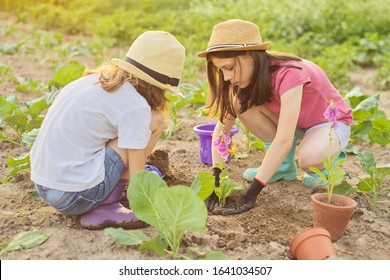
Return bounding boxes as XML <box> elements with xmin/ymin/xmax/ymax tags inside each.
<box><xmin>327</xmin><ymin>123</ymin><xmax>333</xmax><ymax>203</ymax></box>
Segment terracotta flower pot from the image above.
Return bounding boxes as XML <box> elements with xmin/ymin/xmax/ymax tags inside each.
<box><xmin>290</xmin><ymin>226</ymin><xmax>336</xmax><ymax>260</ymax></box>
<box><xmin>311</xmin><ymin>193</ymin><xmax>357</xmax><ymax>242</ymax></box>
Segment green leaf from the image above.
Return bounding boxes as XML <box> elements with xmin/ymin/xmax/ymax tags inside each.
<box><xmin>344</xmin><ymin>88</ymin><xmax>369</xmax><ymax>108</ymax></box>
<box><xmin>250</xmin><ymin>139</ymin><xmax>265</xmax><ymax>150</ymax></box>
<box><xmin>127</xmin><ymin>171</ymin><xmax>168</xmax><ymax>228</ymax></box>
<box><xmin>309</xmin><ymin>167</ymin><xmax>327</xmax><ymax>183</ymax></box>
<box><xmin>25</xmin><ymin>97</ymin><xmax>50</xmax><ymax>119</ymax></box>
<box><xmin>333</xmin><ymin>181</ymin><xmax>357</xmax><ymax>196</ymax></box>
<box><xmin>354</xmin><ymin>93</ymin><xmax>379</xmax><ymax>112</ymax></box>
<box><xmin>153</xmin><ymin>185</ymin><xmax>207</xmax><ymax>255</ymax></box>
<box><xmin>357</xmin><ymin>177</ymin><xmax>375</xmax><ymax>193</ymax></box>
<box><xmin>2</xmin><ymin>152</ymin><xmax>30</xmax><ymax>183</ymax></box>
<box><xmin>369</xmin><ymin>117</ymin><xmax>390</xmax><ymax>146</ymax></box>
<box><xmin>344</xmin><ymin>143</ymin><xmax>360</xmax><ymax>155</ymax></box>
<box><xmin>22</xmin><ymin>128</ymin><xmax>39</xmax><ymax>148</ymax></box>
<box><xmin>191</xmin><ymin>171</ymin><xmax>214</xmax><ymax>200</ymax></box>
<box><xmin>351</xmin><ymin>121</ymin><xmax>373</xmax><ymax>143</ymax></box>
<box><xmin>202</xmin><ymin>252</ymin><xmax>230</xmax><ymax>260</ymax></box>
<box><xmin>357</xmin><ymin>152</ymin><xmax>376</xmax><ymax>173</ymax></box>
<box><xmin>104</xmin><ymin>228</ymin><xmax>148</xmax><ymax>245</ymax></box>
<box><xmin>0</xmin><ymin>95</ymin><xmax>28</xmax><ymax>135</ymax></box>
<box><xmin>139</xmin><ymin>236</ymin><xmax>167</xmax><ymax>257</ymax></box>
<box><xmin>0</xmin><ymin>230</ymin><xmax>49</xmax><ymax>255</ymax></box>
<box><xmin>48</xmin><ymin>61</ymin><xmax>85</xmax><ymax>88</ymax></box>
<box><xmin>221</xmin><ymin>178</ymin><xmax>244</xmax><ymax>199</ymax></box>
<box><xmin>154</xmin><ymin>185</ymin><xmax>207</xmax><ymax>234</ymax></box>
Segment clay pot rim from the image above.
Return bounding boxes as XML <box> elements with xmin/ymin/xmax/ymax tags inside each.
<box><xmin>311</xmin><ymin>193</ymin><xmax>357</xmax><ymax>210</ymax></box>
<box><xmin>290</xmin><ymin>226</ymin><xmax>332</xmax><ymax>257</ymax></box>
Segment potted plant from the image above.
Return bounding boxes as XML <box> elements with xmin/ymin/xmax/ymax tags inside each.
<box><xmin>309</xmin><ymin>100</ymin><xmax>357</xmax><ymax>241</ymax></box>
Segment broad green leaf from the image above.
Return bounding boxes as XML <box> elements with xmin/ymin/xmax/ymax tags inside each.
<box><xmin>354</xmin><ymin>93</ymin><xmax>379</xmax><ymax>112</ymax></box>
<box><xmin>0</xmin><ymin>230</ymin><xmax>49</xmax><ymax>255</ymax></box>
<box><xmin>344</xmin><ymin>88</ymin><xmax>369</xmax><ymax>108</ymax></box>
<box><xmin>104</xmin><ymin>228</ymin><xmax>148</xmax><ymax>245</ymax></box>
<box><xmin>351</xmin><ymin>121</ymin><xmax>372</xmax><ymax>143</ymax></box>
<box><xmin>377</xmin><ymin>167</ymin><xmax>390</xmax><ymax>182</ymax></box>
<box><xmin>139</xmin><ymin>236</ymin><xmax>167</xmax><ymax>257</ymax></box>
<box><xmin>48</xmin><ymin>61</ymin><xmax>85</xmax><ymax>88</ymax></box>
<box><xmin>153</xmin><ymin>185</ymin><xmax>207</xmax><ymax>243</ymax></box>
<box><xmin>352</xmin><ymin>94</ymin><xmax>379</xmax><ymax>122</ymax></box>
<box><xmin>25</xmin><ymin>97</ymin><xmax>50</xmax><ymax>119</ymax></box>
<box><xmin>191</xmin><ymin>171</ymin><xmax>214</xmax><ymax>200</ymax></box>
<box><xmin>357</xmin><ymin>152</ymin><xmax>376</xmax><ymax>173</ymax></box>
<box><xmin>127</xmin><ymin>171</ymin><xmax>167</xmax><ymax>227</ymax></box>
<box><xmin>333</xmin><ymin>181</ymin><xmax>357</xmax><ymax>196</ymax></box>
<box><xmin>369</xmin><ymin>117</ymin><xmax>390</xmax><ymax>146</ymax></box>
<box><xmin>357</xmin><ymin>177</ymin><xmax>375</xmax><ymax>193</ymax></box>
<box><xmin>22</xmin><ymin>128</ymin><xmax>39</xmax><ymax>148</ymax></box>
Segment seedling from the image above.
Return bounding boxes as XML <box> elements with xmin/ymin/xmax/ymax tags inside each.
<box><xmin>105</xmin><ymin>171</ymin><xmax>208</xmax><ymax>259</ymax></box>
<box><xmin>339</xmin><ymin>152</ymin><xmax>390</xmax><ymax>211</ymax></box>
<box><xmin>192</xmin><ymin>164</ymin><xmax>244</xmax><ymax>207</ymax></box>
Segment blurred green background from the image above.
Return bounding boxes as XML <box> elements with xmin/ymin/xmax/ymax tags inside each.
<box><xmin>1</xmin><ymin>0</ymin><xmax>390</xmax><ymax>91</ymax></box>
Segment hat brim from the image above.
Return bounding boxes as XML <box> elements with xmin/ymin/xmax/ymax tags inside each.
<box><xmin>111</xmin><ymin>58</ymin><xmax>184</xmax><ymax>98</ymax></box>
<box><xmin>197</xmin><ymin>42</ymin><xmax>271</xmax><ymax>58</ymax></box>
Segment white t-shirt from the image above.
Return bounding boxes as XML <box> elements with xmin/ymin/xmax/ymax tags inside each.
<box><xmin>30</xmin><ymin>74</ymin><xmax>151</xmax><ymax>192</ymax></box>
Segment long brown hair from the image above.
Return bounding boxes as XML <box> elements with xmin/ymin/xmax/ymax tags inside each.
<box><xmin>84</xmin><ymin>63</ymin><xmax>168</xmax><ymax>114</ymax></box>
<box><xmin>206</xmin><ymin>50</ymin><xmax>302</xmax><ymax>123</ymax></box>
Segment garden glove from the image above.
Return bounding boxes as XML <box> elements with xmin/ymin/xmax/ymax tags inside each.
<box><xmin>214</xmin><ymin>177</ymin><xmax>265</xmax><ymax>216</ymax></box>
<box><xmin>205</xmin><ymin>167</ymin><xmax>222</xmax><ymax>211</ymax></box>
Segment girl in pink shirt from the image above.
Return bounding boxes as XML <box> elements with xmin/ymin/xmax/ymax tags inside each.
<box><xmin>198</xmin><ymin>19</ymin><xmax>352</xmax><ymax>215</ymax></box>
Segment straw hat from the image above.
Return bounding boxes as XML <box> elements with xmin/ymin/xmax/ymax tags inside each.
<box><xmin>197</xmin><ymin>19</ymin><xmax>270</xmax><ymax>58</ymax></box>
<box><xmin>112</xmin><ymin>31</ymin><xmax>185</xmax><ymax>97</ymax></box>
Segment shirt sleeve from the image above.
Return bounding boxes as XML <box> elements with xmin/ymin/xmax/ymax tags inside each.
<box><xmin>274</xmin><ymin>66</ymin><xmax>311</xmax><ymax>96</ymax></box>
<box><xmin>117</xmin><ymin>107</ymin><xmax>152</xmax><ymax>149</ymax></box>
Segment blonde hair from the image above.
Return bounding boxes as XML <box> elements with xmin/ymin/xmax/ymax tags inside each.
<box><xmin>83</xmin><ymin>63</ymin><xmax>168</xmax><ymax>114</ymax></box>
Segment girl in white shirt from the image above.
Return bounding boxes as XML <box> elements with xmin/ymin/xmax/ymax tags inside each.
<box><xmin>30</xmin><ymin>31</ymin><xmax>185</xmax><ymax>229</ymax></box>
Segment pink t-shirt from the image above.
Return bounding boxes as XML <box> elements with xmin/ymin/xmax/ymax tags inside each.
<box><xmin>265</xmin><ymin>59</ymin><xmax>352</xmax><ymax>128</ymax></box>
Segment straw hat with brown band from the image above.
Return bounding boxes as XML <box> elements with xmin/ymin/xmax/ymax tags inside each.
<box><xmin>197</xmin><ymin>19</ymin><xmax>270</xmax><ymax>58</ymax></box>
<box><xmin>112</xmin><ymin>31</ymin><xmax>185</xmax><ymax>98</ymax></box>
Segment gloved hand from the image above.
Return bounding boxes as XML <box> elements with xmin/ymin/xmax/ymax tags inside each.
<box><xmin>144</xmin><ymin>164</ymin><xmax>163</xmax><ymax>178</ymax></box>
<box><xmin>205</xmin><ymin>167</ymin><xmax>222</xmax><ymax>212</ymax></box>
<box><xmin>213</xmin><ymin>177</ymin><xmax>266</xmax><ymax>216</ymax></box>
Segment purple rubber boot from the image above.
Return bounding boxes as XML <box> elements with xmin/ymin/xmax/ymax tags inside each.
<box><xmin>80</xmin><ymin>179</ymin><xmax>147</xmax><ymax>230</ymax></box>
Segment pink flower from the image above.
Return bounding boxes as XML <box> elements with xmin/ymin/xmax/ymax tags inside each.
<box><xmin>217</xmin><ymin>143</ymin><xmax>229</xmax><ymax>159</ymax></box>
<box><xmin>221</xmin><ymin>131</ymin><xmax>231</xmax><ymax>144</ymax></box>
<box><xmin>213</xmin><ymin>130</ymin><xmax>232</xmax><ymax>160</ymax></box>
<box><xmin>324</xmin><ymin>99</ymin><xmax>340</xmax><ymax>129</ymax></box>
<box><xmin>213</xmin><ymin>137</ymin><xmax>221</xmax><ymax>147</ymax></box>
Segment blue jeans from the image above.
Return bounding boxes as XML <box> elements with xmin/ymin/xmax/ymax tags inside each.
<box><xmin>34</xmin><ymin>147</ymin><xmax>126</xmax><ymax>215</ymax></box>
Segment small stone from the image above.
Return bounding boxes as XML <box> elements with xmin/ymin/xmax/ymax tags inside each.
<box><xmin>226</xmin><ymin>240</ymin><xmax>237</xmax><ymax>250</ymax></box>
<box><xmin>217</xmin><ymin>239</ymin><xmax>225</xmax><ymax>248</ymax></box>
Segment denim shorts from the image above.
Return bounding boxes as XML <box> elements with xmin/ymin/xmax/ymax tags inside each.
<box><xmin>34</xmin><ymin>146</ymin><xmax>126</xmax><ymax>215</ymax></box>
<box><xmin>296</xmin><ymin>121</ymin><xmax>351</xmax><ymax>151</ymax></box>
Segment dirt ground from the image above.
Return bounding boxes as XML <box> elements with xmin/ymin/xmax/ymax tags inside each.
<box><xmin>0</xmin><ymin>14</ymin><xmax>389</xmax><ymax>260</ymax></box>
